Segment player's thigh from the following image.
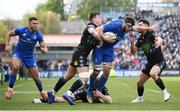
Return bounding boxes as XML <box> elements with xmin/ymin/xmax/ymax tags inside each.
<box><xmin>137</xmin><ymin>72</ymin><xmax>150</xmax><ymax>86</ymax></box>
<box><xmin>12</xmin><ymin>55</ymin><xmax>22</xmax><ymax>70</ymax></box>
<box><xmin>149</xmin><ymin>65</ymin><xmax>160</xmax><ymax>78</ymax></box>
<box><xmin>23</xmin><ymin>56</ymin><xmax>37</xmax><ymax>68</ymax></box>
<box><xmin>92</xmin><ymin>48</ymin><xmax>103</xmax><ymax>65</ymax></box>
<box><xmin>64</xmin><ymin>65</ymin><xmax>77</xmax><ymax>80</ymax></box>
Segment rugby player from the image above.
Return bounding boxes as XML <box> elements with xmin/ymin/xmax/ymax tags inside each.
<box><xmin>47</xmin><ymin>12</ymin><xmax>103</xmax><ymax>104</ymax></box>
<box><xmin>130</xmin><ymin>19</ymin><xmax>170</xmax><ymax>103</ymax></box>
<box><xmin>5</xmin><ymin>17</ymin><xmax>48</xmax><ymax>100</ymax></box>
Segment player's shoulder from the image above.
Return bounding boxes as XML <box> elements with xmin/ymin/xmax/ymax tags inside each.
<box><xmin>146</xmin><ymin>30</ymin><xmax>154</xmax><ymax>35</ymax></box>
<box><xmin>15</xmin><ymin>26</ymin><xmax>27</xmax><ymax>32</ymax></box>
<box><xmin>104</xmin><ymin>19</ymin><xmax>123</xmax><ymax>26</ymax></box>
<box><xmin>145</xmin><ymin>30</ymin><xmax>156</xmax><ymax>38</ymax></box>
<box><xmin>111</xmin><ymin>19</ymin><xmax>123</xmax><ymax>24</ymax></box>
<box><xmin>87</xmin><ymin>22</ymin><xmax>97</xmax><ymax>28</ymax></box>
<box><xmin>35</xmin><ymin>30</ymin><xmax>43</xmax><ymax>37</ymax></box>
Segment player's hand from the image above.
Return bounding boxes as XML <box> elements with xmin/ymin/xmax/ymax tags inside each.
<box><xmin>5</xmin><ymin>45</ymin><xmax>12</xmax><ymax>53</ymax></box>
<box><xmin>154</xmin><ymin>37</ymin><xmax>162</xmax><ymax>48</ymax></box>
<box><xmin>96</xmin><ymin>40</ymin><xmax>103</xmax><ymax>48</ymax></box>
<box><xmin>93</xmin><ymin>90</ymin><xmax>101</xmax><ymax>98</ymax></box>
<box><xmin>150</xmin><ymin>24</ymin><xmax>159</xmax><ymax>32</ymax></box>
<box><xmin>129</xmin><ymin>33</ymin><xmax>135</xmax><ymax>43</ymax></box>
<box><xmin>40</xmin><ymin>46</ymin><xmax>48</xmax><ymax>54</ymax></box>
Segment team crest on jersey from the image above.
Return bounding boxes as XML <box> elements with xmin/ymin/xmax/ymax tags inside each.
<box><xmin>74</xmin><ymin>61</ymin><xmax>78</xmax><ymax>65</ymax></box>
<box><xmin>22</xmin><ymin>33</ymin><xmax>26</xmax><ymax>36</ymax></box>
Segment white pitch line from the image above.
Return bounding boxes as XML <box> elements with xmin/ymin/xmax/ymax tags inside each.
<box><xmin>14</xmin><ymin>91</ymin><xmax>37</xmax><ymax>94</ymax></box>
<box><xmin>121</xmin><ymin>83</ymin><xmax>129</xmax><ymax>87</ymax></box>
<box><xmin>0</xmin><ymin>82</ymin><xmax>34</xmax><ymax>91</ymax></box>
<box><xmin>147</xmin><ymin>88</ymin><xmax>161</xmax><ymax>94</ymax></box>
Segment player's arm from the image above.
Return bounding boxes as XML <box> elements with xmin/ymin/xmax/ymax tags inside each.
<box><xmin>93</xmin><ymin>90</ymin><xmax>112</xmax><ymax>104</ymax></box>
<box><xmin>96</xmin><ymin>26</ymin><xmax>115</xmax><ymax>43</ymax></box>
<box><xmin>129</xmin><ymin>33</ymin><xmax>138</xmax><ymax>55</ymax></box>
<box><xmin>88</xmin><ymin>26</ymin><xmax>101</xmax><ymax>41</ymax></box>
<box><xmin>154</xmin><ymin>36</ymin><xmax>162</xmax><ymax>48</ymax></box>
<box><xmin>88</xmin><ymin>26</ymin><xmax>103</xmax><ymax>47</ymax></box>
<box><xmin>132</xmin><ymin>24</ymin><xmax>159</xmax><ymax>32</ymax></box>
<box><xmin>54</xmin><ymin>96</ymin><xmax>67</xmax><ymax>103</ymax></box>
<box><xmin>5</xmin><ymin>30</ymin><xmax>16</xmax><ymax>52</ymax></box>
<box><xmin>39</xmin><ymin>41</ymin><xmax>48</xmax><ymax>54</ymax></box>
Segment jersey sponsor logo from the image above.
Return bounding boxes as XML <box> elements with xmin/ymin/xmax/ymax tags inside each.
<box><xmin>20</xmin><ymin>38</ymin><xmax>35</xmax><ymax>44</ymax></box>
<box><xmin>32</xmin><ymin>35</ymin><xmax>37</xmax><ymax>40</ymax></box>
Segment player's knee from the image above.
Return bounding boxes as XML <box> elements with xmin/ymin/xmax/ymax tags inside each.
<box><xmin>150</xmin><ymin>72</ymin><xmax>158</xmax><ymax>79</ymax></box>
<box><xmin>103</xmin><ymin>63</ymin><xmax>112</xmax><ymax>75</ymax></box>
<box><xmin>92</xmin><ymin>64</ymin><xmax>101</xmax><ymax>76</ymax></box>
<box><xmin>92</xmin><ymin>70</ymin><xmax>100</xmax><ymax>77</ymax></box>
<box><xmin>12</xmin><ymin>64</ymin><xmax>20</xmax><ymax>71</ymax></box>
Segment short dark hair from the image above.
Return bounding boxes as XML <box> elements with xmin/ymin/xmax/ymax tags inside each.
<box><xmin>139</xmin><ymin>19</ymin><xmax>150</xmax><ymax>26</ymax></box>
<box><xmin>29</xmin><ymin>17</ymin><xmax>38</xmax><ymax>21</ymax></box>
<box><xmin>89</xmin><ymin>12</ymin><xmax>100</xmax><ymax>21</ymax></box>
<box><xmin>124</xmin><ymin>16</ymin><xmax>135</xmax><ymax>26</ymax></box>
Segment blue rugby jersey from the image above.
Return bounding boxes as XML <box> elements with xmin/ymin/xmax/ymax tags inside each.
<box><xmin>103</xmin><ymin>19</ymin><xmax>126</xmax><ymax>48</ymax></box>
<box><xmin>13</xmin><ymin>27</ymin><xmax>43</xmax><ymax>56</ymax></box>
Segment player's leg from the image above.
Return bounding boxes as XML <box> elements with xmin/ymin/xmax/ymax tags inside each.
<box><xmin>5</xmin><ymin>56</ymin><xmax>21</xmax><ymax>99</ymax></box>
<box><xmin>97</xmin><ymin>62</ymin><xmax>112</xmax><ymax>92</ymax></box>
<box><xmin>24</xmin><ymin>56</ymin><xmax>47</xmax><ymax>100</ymax></box>
<box><xmin>67</xmin><ymin>52</ymin><xmax>90</xmax><ymax>95</ymax></box>
<box><xmin>149</xmin><ymin>61</ymin><xmax>170</xmax><ymax>102</ymax></box>
<box><xmin>132</xmin><ymin>72</ymin><xmax>149</xmax><ymax>103</ymax></box>
<box><xmin>47</xmin><ymin>65</ymin><xmax>77</xmax><ymax>104</ymax></box>
<box><xmin>67</xmin><ymin>66</ymin><xmax>89</xmax><ymax>94</ymax></box>
<box><xmin>54</xmin><ymin>65</ymin><xmax>76</xmax><ymax>93</ymax></box>
<box><xmin>27</xmin><ymin>67</ymin><xmax>47</xmax><ymax>99</ymax></box>
<box><xmin>87</xmin><ymin>48</ymin><xmax>102</xmax><ymax>101</ymax></box>
<box><xmin>48</xmin><ymin>51</ymin><xmax>79</xmax><ymax>104</ymax></box>
<box><xmin>97</xmin><ymin>48</ymin><xmax>114</xmax><ymax>92</ymax></box>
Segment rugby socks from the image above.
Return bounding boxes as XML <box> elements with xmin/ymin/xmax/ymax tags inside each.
<box><xmin>35</xmin><ymin>81</ymin><xmax>43</xmax><ymax>92</ymax></box>
<box><xmin>53</xmin><ymin>77</ymin><xmax>67</xmax><ymax>93</ymax></box>
<box><xmin>9</xmin><ymin>74</ymin><xmax>16</xmax><ymax>88</ymax></box>
<box><xmin>137</xmin><ymin>86</ymin><xmax>144</xmax><ymax>96</ymax></box>
<box><xmin>97</xmin><ymin>74</ymin><xmax>107</xmax><ymax>92</ymax></box>
<box><xmin>87</xmin><ymin>75</ymin><xmax>96</xmax><ymax>94</ymax></box>
<box><xmin>155</xmin><ymin>78</ymin><xmax>165</xmax><ymax>90</ymax></box>
<box><xmin>69</xmin><ymin>79</ymin><xmax>83</xmax><ymax>93</ymax></box>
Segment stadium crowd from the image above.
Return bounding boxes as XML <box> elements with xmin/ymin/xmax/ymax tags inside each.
<box><xmin>1</xmin><ymin>11</ymin><xmax>179</xmax><ymax>79</ymax></box>
<box><xmin>114</xmin><ymin>10</ymin><xmax>180</xmax><ymax>70</ymax></box>
<box><xmin>36</xmin><ymin>10</ymin><xmax>179</xmax><ymax>71</ymax></box>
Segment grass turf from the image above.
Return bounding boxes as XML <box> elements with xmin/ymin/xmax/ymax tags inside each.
<box><xmin>0</xmin><ymin>77</ymin><xmax>180</xmax><ymax>110</ymax></box>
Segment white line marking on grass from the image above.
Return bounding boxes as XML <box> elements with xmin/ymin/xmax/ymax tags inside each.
<box><xmin>147</xmin><ymin>88</ymin><xmax>161</xmax><ymax>94</ymax></box>
<box><xmin>14</xmin><ymin>91</ymin><xmax>37</xmax><ymax>94</ymax></box>
<box><xmin>121</xmin><ymin>83</ymin><xmax>129</xmax><ymax>87</ymax></box>
<box><xmin>0</xmin><ymin>82</ymin><xmax>34</xmax><ymax>91</ymax></box>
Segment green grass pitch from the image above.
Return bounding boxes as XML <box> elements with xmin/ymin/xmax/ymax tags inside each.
<box><xmin>0</xmin><ymin>77</ymin><xmax>180</xmax><ymax>110</ymax></box>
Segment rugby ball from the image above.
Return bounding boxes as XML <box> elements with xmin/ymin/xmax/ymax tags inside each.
<box><xmin>104</xmin><ymin>32</ymin><xmax>117</xmax><ymax>40</ymax></box>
